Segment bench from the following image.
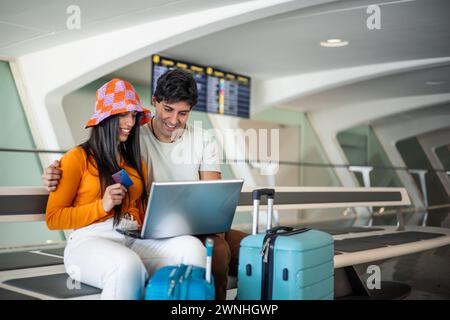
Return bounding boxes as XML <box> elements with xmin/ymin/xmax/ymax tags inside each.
<box><xmin>1</xmin><ymin>186</ymin><xmax>449</xmax><ymax>300</ymax></box>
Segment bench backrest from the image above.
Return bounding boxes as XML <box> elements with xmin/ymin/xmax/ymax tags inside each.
<box><xmin>0</xmin><ymin>186</ymin><xmax>410</xmax><ymax>223</ymax></box>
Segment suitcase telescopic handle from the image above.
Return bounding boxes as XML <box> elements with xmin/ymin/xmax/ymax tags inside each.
<box><xmin>252</xmin><ymin>188</ymin><xmax>275</xmax><ymax>235</ymax></box>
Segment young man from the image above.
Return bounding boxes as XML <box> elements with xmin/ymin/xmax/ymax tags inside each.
<box><xmin>43</xmin><ymin>69</ymin><xmax>247</xmax><ymax>300</ymax></box>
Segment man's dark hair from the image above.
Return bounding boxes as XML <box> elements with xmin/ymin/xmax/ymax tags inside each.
<box><xmin>154</xmin><ymin>69</ymin><xmax>198</xmax><ymax>108</ymax></box>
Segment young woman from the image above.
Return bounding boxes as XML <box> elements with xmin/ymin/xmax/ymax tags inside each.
<box><xmin>46</xmin><ymin>78</ymin><xmax>206</xmax><ymax>299</ymax></box>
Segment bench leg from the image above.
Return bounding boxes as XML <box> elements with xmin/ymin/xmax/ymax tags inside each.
<box><xmin>335</xmin><ymin>266</ymin><xmax>411</xmax><ymax>300</ymax></box>
<box><xmin>334</xmin><ymin>266</ymin><xmax>370</xmax><ymax>299</ymax></box>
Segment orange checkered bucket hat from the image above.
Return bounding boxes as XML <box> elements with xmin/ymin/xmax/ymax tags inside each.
<box><xmin>85</xmin><ymin>78</ymin><xmax>152</xmax><ymax>128</ymax></box>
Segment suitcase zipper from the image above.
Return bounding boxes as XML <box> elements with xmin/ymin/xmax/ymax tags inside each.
<box><xmin>260</xmin><ymin>238</ymin><xmax>271</xmax><ymax>263</ymax></box>
<box><xmin>260</xmin><ymin>233</ymin><xmax>276</xmax><ymax>300</ymax></box>
<box><xmin>167</xmin><ymin>268</ymin><xmax>177</xmax><ymax>297</ymax></box>
<box><xmin>179</xmin><ymin>265</ymin><xmax>192</xmax><ymax>300</ymax></box>
<box><xmin>260</xmin><ymin>227</ymin><xmax>310</xmax><ymax>300</ymax></box>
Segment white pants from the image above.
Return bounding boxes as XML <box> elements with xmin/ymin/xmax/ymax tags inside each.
<box><xmin>64</xmin><ymin>219</ymin><xmax>206</xmax><ymax>300</ymax></box>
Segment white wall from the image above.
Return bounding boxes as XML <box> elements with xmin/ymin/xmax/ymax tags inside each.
<box><xmin>10</xmin><ymin>0</ymin><xmax>307</xmax><ymax>167</ymax></box>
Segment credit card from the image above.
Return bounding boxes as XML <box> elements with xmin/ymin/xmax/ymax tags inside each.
<box><xmin>112</xmin><ymin>169</ymin><xmax>134</xmax><ymax>188</ymax></box>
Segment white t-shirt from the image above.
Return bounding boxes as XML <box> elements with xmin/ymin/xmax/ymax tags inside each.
<box><xmin>140</xmin><ymin>122</ymin><xmax>221</xmax><ymax>183</ymax></box>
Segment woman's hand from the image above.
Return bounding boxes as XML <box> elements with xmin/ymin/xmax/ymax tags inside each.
<box><xmin>42</xmin><ymin>160</ymin><xmax>62</xmax><ymax>192</ymax></box>
<box><xmin>102</xmin><ymin>183</ymin><xmax>127</xmax><ymax>212</ymax></box>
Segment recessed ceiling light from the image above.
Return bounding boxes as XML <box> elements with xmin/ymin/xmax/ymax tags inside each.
<box><xmin>426</xmin><ymin>80</ymin><xmax>446</xmax><ymax>85</ymax></box>
<box><xmin>320</xmin><ymin>38</ymin><xmax>349</xmax><ymax>47</ymax></box>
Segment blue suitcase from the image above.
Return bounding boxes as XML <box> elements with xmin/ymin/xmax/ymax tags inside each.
<box><xmin>145</xmin><ymin>264</ymin><xmax>215</xmax><ymax>300</ymax></box>
<box><xmin>237</xmin><ymin>189</ymin><xmax>334</xmax><ymax>300</ymax></box>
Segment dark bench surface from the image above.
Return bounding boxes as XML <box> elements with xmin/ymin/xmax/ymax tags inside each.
<box><xmin>334</xmin><ymin>239</ymin><xmax>387</xmax><ymax>252</ymax></box>
<box><xmin>315</xmin><ymin>227</ymin><xmax>384</xmax><ymax>235</ymax></box>
<box><xmin>0</xmin><ymin>287</ymin><xmax>39</xmax><ymax>300</ymax></box>
<box><xmin>0</xmin><ymin>251</ymin><xmax>63</xmax><ymax>271</ymax></box>
<box><xmin>40</xmin><ymin>248</ymin><xmax>65</xmax><ymax>257</ymax></box>
<box><xmin>4</xmin><ymin>273</ymin><xmax>101</xmax><ymax>299</ymax></box>
<box><xmin>360</xmin><ymin>231</ymin><xmax>444</xmax><ymax>245</ymax></box>
<box><xmin>334</xmin><ymin>231</ymin><xmax>445</xmax><ymax>253</ymax></box>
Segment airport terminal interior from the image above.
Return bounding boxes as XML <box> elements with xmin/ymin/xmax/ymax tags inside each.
<box><xmin>0</xmin><ymin>0</ymin><xmax>449</xmax><ymax>300</ymax></box>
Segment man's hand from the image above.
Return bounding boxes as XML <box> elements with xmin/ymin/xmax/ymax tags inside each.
<box><xmin>199</xmin><ymin>171</ymin><xmax>221</xmax><ymax>180</ymax></box>
<box><xmin>102</xmin><ymin>183</ymin><xmax>127</xmax><ymax>213</ymax></box>
<box><xmin>42</xmin><ymin>160</ymin><xmax>62</xmax><ymax>192</ymax></box>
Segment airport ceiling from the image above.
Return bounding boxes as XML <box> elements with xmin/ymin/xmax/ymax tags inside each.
<box><xmin>163</xmin><ymin>0</ymin><xmax>450</xmax><ymax>79</ymax></box>
<box><xmin>282</xmin><ymin>65</ymin><xmax>450</xmax><ymax>112</ymax></box>
<box><xmin>0</xmin><ymin>0</ymin><xmax>243</xmax><ymax>57</ymax></box>
<box><xmin>111</xmin><ymin>0</ymin><xmax>450</xmax><ymax>117</ymax></box>
<box><xmin>115</xmin><ymin>0</ymin><xmax>450</xmax><ymax>123</ymax></box>
<box><xmin>1</xmin><ymin>0</ymin><xmax>449</xmax><ymax>120</ymax></box>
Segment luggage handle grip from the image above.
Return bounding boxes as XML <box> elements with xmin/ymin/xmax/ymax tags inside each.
<box><xmin>252</xmin><ymin>188</ymin><xmax>275</xmax><ymax>201</ymax></box>
<box><xmin>267</xmin><ymin>226</ymin><xmax>293</xmax><ymax>235</ymax></box>
<box><xmin>252</xmin><ymin>188</ymin><xmax>275</xmax><ymax>235</ymax></box>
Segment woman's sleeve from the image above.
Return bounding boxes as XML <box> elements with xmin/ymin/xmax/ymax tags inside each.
<box><xmin>142</xmin><ymin>159</ymin><xmax>149</xmax><ymax>194</ymax></box>
<box><xmin>45</xmin><ymin>148</ymin><xmax>109</xmax><ymax>230</ymax></box>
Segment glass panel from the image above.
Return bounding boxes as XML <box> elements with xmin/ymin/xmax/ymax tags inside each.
<box><xmin>219</xmin><ymin>109</ymin><xmax>348</xmax><ymax>224</ymax></box>
<box><xmin>188</xmin><ymin>110</ymin><xmax>235</xmax><ymax>179</ymax></box>
<box><xmin>0</xmin><ymin>60</ymin><xmax>65</xmax><ymax>249</ymax></box>
<box><xmin>337</xmin><ymin>124</ymin><xmax>403</xmax><ymax>188</ymax></box>
<box><xmin>336</xmin><ymin>125</ymin><xmax>417</xmax><ymax>226</ymax></box>
<box><xmin>435</xmin><ymin>144</ymin><xmax>450</xmax><ymax>170</ymax></box>
<box><xmin>397</xmin><ymin>137</ymin><xmax>449</xmax><ymax>214</ymax></box>
<box><xmin>252</xmin><ymin>108</ymin><xmax>341</xmax><ymax>187</ymax></box>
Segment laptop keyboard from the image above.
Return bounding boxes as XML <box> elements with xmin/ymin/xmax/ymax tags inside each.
<box><xmin>115</xmin><ymin>228</ymin><xmax>142</xmax><ymax>238</ymax></box>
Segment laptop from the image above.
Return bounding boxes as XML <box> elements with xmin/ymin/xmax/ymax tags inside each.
<box><xmin>116</xmin><ymin>179</ymin><xmax>244</xmax><ymax>239</ymax></box>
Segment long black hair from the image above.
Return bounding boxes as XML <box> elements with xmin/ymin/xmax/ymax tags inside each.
<box><xmin>81</xmin><ymin>113</ymin><xmax>147</xmax><ymax>226</ymax></box>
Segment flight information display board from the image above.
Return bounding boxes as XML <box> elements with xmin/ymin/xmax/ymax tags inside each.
<box><xmin>151</xmin><ymin>55</ymin><xmax>250</xmax><ymax>118</ymax></box>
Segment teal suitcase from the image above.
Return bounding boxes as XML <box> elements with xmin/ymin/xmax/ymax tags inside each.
<box><xmin>145</xmin><ymin>238</ymin><xmax>215</xmax><ymax>300</ymax></box>
<box><xmin>145</xmin><ymin>264</ymin><xmax>215</xmax><ymax>300</ymax></box>
<box><xmin>237</xmin><ymin>189</ymin><xmax>334</xmax><ymax>300</ymax></box>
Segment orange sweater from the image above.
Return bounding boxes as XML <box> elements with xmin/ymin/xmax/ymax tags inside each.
<box><xmin>46</xmin><ymin>146</ymin><xmax>147</xmax><ymax>230</ymax></box>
